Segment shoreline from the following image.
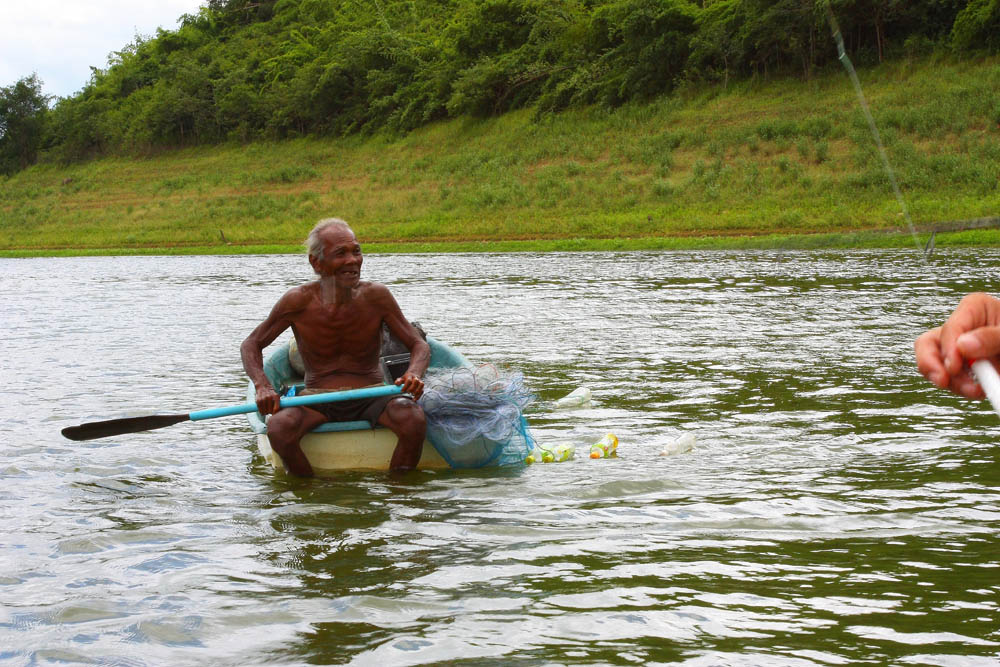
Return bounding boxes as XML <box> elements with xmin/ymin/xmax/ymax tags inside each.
<box><xmin>3</xmin><ymin>228</ymin><xmax>999</xmax><ymax>258</ymax></box>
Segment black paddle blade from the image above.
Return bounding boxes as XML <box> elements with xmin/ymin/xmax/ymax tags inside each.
<box><xmin>61</xmin><ymin>413</ymin><xmax>190</xmax><ymax>441</ymax></box>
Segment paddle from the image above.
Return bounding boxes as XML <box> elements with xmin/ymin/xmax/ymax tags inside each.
<box><xmin>61</xmin><ymin>384</ymin><xmax>403</xmax><ymax>441</ymax></box>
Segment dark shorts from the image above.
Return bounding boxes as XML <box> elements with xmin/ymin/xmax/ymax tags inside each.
<box><xmin>298</xmin><ymin>389</ymin><xmax>411</xmax><ymax>427</ymax></box>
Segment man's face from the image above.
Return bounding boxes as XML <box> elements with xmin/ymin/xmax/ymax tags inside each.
<box><xmin>314</xmin><ymin>227</ymin><xmax>363</xmax><ymax>286</ymax></box>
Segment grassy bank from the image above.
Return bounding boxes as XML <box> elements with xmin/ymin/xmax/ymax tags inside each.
<box><xmin>2</xmin><ymin>56</ymin><xmax>999</xmax><ymax>256</ymax></box>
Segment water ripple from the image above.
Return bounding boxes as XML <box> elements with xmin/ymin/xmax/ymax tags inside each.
<box><xmin>1</xmin><ymin>250</ymin><xmax>999</xmax><ymax>664</ymax></box>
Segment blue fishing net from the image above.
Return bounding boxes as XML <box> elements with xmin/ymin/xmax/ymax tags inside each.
<box><xmin>419</xmin><ymin>365</ymin><xmax>537</xmax><ymax>468</ymax></box>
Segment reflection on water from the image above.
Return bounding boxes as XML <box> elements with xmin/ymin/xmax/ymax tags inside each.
<box><xmin>1</xmin><ymin>249</ymin><xmax>998</xmax><ymax>665</ymax></box>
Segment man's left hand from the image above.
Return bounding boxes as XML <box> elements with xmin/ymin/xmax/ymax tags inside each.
<box><xmin>396</xmin><ymin>372</ymin><xmax>424</xmax><ymax>400</ymax></box>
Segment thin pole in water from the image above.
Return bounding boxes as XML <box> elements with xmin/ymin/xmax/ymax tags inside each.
<box><xmin>823</xmin><ymin>5</ymin><xmax>929</xmax><ymax>262</ymax></box>
<box><xmin>824</xmin><ymin>4</ymin><xmax>1000</xmax><ymax>421</ymax></box>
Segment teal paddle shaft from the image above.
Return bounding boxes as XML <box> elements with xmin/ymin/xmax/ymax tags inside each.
<box><xmin>62</xmin><ymin>385</ymin><xmax>403</xmax><ymax>441</ymax></box>
<box><xmin>189</xmin><ymin>385</ymin><xmax>402</xmax><ymax>420</ymax></box>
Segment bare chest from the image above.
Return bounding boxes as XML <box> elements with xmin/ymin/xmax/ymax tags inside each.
<box><xmin>292</xmin><ymin>299</ymin><xmax>382</xmax><ymax>357</ymax></box>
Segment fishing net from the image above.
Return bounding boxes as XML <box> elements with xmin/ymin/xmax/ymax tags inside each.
<box><xmin>419</xmin><ymin>364</ymin><xmax>537</xmax><ymax>468</ymax></box>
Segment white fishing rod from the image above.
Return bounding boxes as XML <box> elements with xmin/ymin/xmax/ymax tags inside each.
<box><xmin>972</xmin><ymin>359</ymin><xmax>1000</xmax><ymax>418</ymax></box>
<box><xmin>824</xmin><ymin>3</ymin><xmax>1000</xmax><ymax>421</ymax></box>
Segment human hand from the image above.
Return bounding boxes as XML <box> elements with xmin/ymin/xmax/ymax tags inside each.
<box><xmin>254</xmin><ymin>385</ymin><xmax>282</xmax><ymax>415</ymax></box>
<box><xmin>396</xmin><ymin>372</ymin><xmax>424</xmax><ymax>400</ymax></box>
<box><xmin>915</xmin><ymin>292</ymin><xmax>1000</xmax><ymax>399</ymax></box>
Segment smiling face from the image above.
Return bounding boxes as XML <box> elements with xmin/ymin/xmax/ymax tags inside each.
<box><xmin>310</xmin><ymin>225</ymin><xmax>363</xmax><ymax>287</ymax></box>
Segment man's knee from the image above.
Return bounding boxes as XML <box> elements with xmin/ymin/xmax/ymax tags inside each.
<box><xmin>382</xmin><ymin>398</ymin><xmax>426</xmax><ymax>436</ymax></box>
<box><xmin>266</xmin><ymin>409</ymin><xmax>293</xmax><ymax>434</ymax></box>
<box><xmin>266</xmin><ymin>408</ymin><xmax>317</xmax><ymax>445</ymax></box>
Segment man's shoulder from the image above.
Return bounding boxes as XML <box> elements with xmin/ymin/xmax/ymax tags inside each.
<box><xmin>358</xmin><ymin>280</ymin><xmax>391</xmax><ymax>298</ymax></box>
<box><xmin>278</xmin><ymin>281</ymin><xmax>319</xmax><ymax>307</ymax></box>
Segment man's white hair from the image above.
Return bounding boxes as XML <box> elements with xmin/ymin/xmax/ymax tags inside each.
<box><xmin>306</xmin><ymin>218</ymin><xmax>352</xmax><ymax>261</ymax></box>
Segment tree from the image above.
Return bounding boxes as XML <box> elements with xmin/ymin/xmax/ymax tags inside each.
<box><xmin>585</xmin><ymin>0</ymin><xmax>699</xmax><ymax>105</ymax></box>
<box><xmin>688</xmin><ymin>0</ymin><xmax>744</xmax><ymax>87</ymax></box>
<box><xmin>737</xmin><ymin>0</ymin><xmax>826</xmax><ymax>79</ymax></box>
<box><xmin>951</xmin><ymin>0</ymin><xmax>1000</xmax><ymax>53</ymax></box>
<box><xmin>0</xmin><ymin>74</ymin><xmax>50</xmax><ymax>174</ymax></box>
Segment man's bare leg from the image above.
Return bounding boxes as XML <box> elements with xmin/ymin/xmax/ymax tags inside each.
<box><xmin>266</xmin><ymin>406</ymin><xmax>328</xmax><ymax>476</ymax></box>
<box><xmin>378</xmin><ymin>398</ymin><xmax>427</xmax><ymax>471</ymax></box>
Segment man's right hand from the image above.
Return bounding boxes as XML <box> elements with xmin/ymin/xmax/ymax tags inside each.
<box><xmin>915</xmin><ymin>292</ymin><xmax>1000</xmax><ymax>399</ymax></box>
<box><xmin>255</xmin><ymin>385</ymin><xmax>282</xmax><ymax>415</ymax></box>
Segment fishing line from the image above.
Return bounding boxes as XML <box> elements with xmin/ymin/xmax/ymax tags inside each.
<box><xmin>823</xmin><ymin>4</ymin><xmax>1000</xmax><ymax>418</ymax></box>
<box><xmin>823</xmin><ymin>5</ymin><xmax>928</xmax><ymax>263</ymax></box>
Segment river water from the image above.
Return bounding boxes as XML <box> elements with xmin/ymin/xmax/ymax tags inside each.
<box><xmin>1</xmin><ymin>249</ymin><xmax>998</xmax><ymax>665</ymax></box>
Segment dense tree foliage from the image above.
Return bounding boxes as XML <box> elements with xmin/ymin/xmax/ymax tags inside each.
<box><xmin>0</xmin><ymin>74</ymin><xmax>49</xmax><ymax>175</ymax></box>
<box><xmin>951</xmin><ymin>0</ymin><xmax>1000</xmax><ymax>53</ymax></box>
<box><xmin>3</xmin><ymin>0</ymin><xmax>997</xmax><ymax>171</ymax></box>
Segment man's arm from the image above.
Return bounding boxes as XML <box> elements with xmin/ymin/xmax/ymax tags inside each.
<box><xmin>241</xmin><ymin>289</ymin><xmax>306</xmax><ymax>414</ymax></box>
<box><xmin>377</xmin><ymin>286</ymin><xmax>430</xmax><ymax>399</ymax></box>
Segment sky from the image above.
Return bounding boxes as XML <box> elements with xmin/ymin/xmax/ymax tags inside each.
<box><xmin>1</xmin><ymin>0</ymin><xmax>207</xmax><ymax>99</ymax></box>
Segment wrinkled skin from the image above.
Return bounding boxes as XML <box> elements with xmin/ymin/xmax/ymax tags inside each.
<box><xmin>241</xmin><ymin>223</ymin><xmax>430</xmax><ymax>475</ymax></box>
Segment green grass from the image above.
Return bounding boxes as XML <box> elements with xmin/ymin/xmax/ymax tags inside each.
<box><xmin>4</xmin><ymin>228</ymin><xmax>996</xmax><ymax>258</ymax></box>
<box><xmin>2</xmin><ymin>56</ymin><xmax>999</xmax><ymax>256</ymax></box>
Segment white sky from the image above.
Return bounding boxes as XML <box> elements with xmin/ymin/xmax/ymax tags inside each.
<box><xmin>1</xmin><ymin>0</ymin><xmax>207</xmax><ymax>99</ymax></box>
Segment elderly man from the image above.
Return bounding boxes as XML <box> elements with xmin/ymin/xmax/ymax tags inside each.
<box><xmin>241</xmin><ymin>218</ymin><xmax>430</xmax><ymax>475</ymax></box>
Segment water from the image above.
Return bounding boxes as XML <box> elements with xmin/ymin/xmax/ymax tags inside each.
<box><xmin>1</xmin><ymin>250</ymin><xmax>998</xmax><ymax>665</ymax></box>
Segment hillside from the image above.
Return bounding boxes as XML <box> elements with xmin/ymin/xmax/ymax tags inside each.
<box><xmin>2</xmin><ymin>56</ymin><xmax>999</xmax><ymax>256</ymax></box>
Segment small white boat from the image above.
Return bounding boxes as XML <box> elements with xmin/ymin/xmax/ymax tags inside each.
<box><xmin>246</xmin><ymin>336</ymin><xmax>470</xmax><ymax>471</ymax></box>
